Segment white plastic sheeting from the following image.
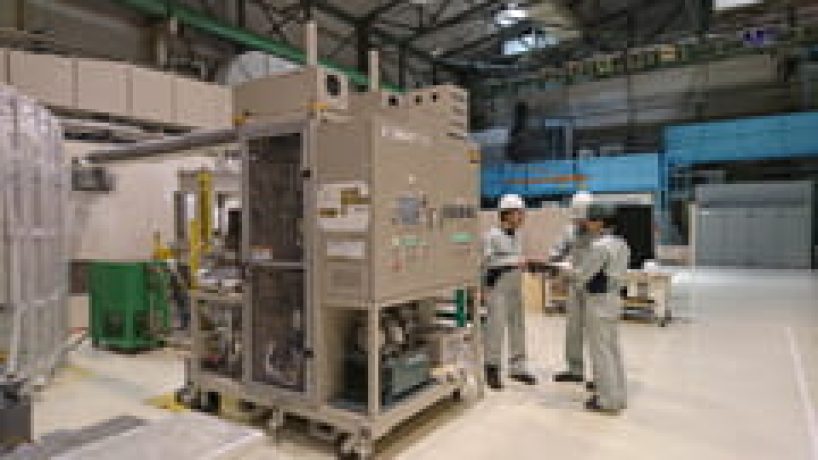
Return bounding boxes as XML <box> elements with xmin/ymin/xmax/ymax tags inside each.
<box><xmin>0</xmin><ymin>85</ymin><xmax>68</xmax><ymax>382</ymax></box>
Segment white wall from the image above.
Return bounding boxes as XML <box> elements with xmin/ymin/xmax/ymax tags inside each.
<box><xmin>65</xmin><ymin>141</ymin><xmax>218</xmax><ymax>261</ymax></box>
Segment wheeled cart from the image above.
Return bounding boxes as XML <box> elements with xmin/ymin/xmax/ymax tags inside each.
<box><xmin>541</xmin><ymin>271</ymin><xmax>674</xmax><ymax>327</ymax></box>
<box><xmin>623</xmin><ymin>271</ymin><xmax>673</xmax><ymax>327</ymax></box>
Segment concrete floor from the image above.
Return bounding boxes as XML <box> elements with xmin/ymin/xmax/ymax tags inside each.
<box><xmin>32</xmin><ymin>268</ymin><xmax>818</xmax><ymax>459</ymax></box>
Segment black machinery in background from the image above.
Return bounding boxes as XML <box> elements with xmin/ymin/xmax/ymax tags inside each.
<box><xmin>506</xmin><ymin>102</ymin><xmax>573</xmax><ymax>163</ymax></box>
<box><xmin>614</xmin><ymin>204</ymin><xmax>656</xmax><ymax>269</ymax></box>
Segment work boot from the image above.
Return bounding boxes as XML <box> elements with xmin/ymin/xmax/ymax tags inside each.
<box><xmin>586</xmin><ymin>381</ymin><xmax>597</xmax><ymax>392</ymax></box>
<box><xmin>509</xmin><ymin>371</ymin><xmax>538</xmax><ymax>385</ymax></box>
<box><xmin>553</xmin><ymin>371</ymin><xmax>584</xmax><ymax>383</ymax></box>
<box><xmin>485</xmin><ymin>366</ymin><xmax>503</xmax><ymax>390</ymax></box>
<box><xmin>585</xmin><ymin>396</ymin><xmax>622</xmax><ymax>415</ymax></box>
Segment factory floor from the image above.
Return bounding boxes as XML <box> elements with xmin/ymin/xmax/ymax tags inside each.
<box><xmin>32</xmin><ymin>268</ymin><xmax>818</xmax><ymax>460</ymax></box>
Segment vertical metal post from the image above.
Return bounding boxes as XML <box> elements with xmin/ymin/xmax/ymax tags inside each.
<box><xmin>398</xmin><ymin>45</ymin><xmax>408</xmax><ymax>90</ymax></box>
<box><xmin>368</xmin><ymin>50</ymin><xmax>380</xmax><ymax>92</ymax></box>
<box><xmin>356</xmin><ymin>24</ymin><xmax>370</xmax><ymax>76</ymax></box>
<box><xmin>15</xmin><ymin>0</ymin><xmax>26</xmax><ymax>30</ymax></box>
<box><xmin>302</xmin><ymin>0</ymin><xmax>313</xmax><ymax>21</ymax></box>
<box><xmin>366</xmin><ymin>307</ymin><xmax>380</xmax><ymax>416</ymax></box>
<box><xmin>306</xmin><ymin>21</ymin><xmax>319</xmax><ymax>67</ymax></box>
<box><xmin>625</xmin><ymin>8</ymin><xmax>637</xmax><ymax>151</ymax></box>
<box><xmin>237</xmin><ymin>0</ymin><xmax>246</xmax><ymax>28</ymax></box>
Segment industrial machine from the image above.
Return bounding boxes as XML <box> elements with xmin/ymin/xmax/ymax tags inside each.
<box><xmin>88</xmin><ymin>261</ymin><xmax>171</xmax><ymax>351</ymax></box>
<box><xmin>180</xmin><ymin>25</ymin><xmax>483</xmax><ymax>459</ymax></box>
<box><xmin>172</xmin><ymin>165</ymin><xmax>242</xmax><ymax>291</ymax></box>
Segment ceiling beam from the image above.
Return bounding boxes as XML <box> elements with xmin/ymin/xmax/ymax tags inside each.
<box><xmin>377</xmin><ymin>17</ymin><xmax>422</xmax><ymax>33</ymax></box>
<box><xmin>645</xmin><ymin>0</ymin><xmax>686</xmax><ymax>42</ymax></box>
<box><xmin>429</xmin><ymin>0</ymin><xmax>456</xmax><ymax>25</ymax></box>
<box><xmin>361</xmin><ymin>0</ymin><xmax>406</xmax><ymax>23</ymax></box>
<box><xmin>440</xmin><ymin>20</ymin><xmax>536</xmax><ymax>58</ymax></box>
<box><xmin>405</xmin><ymin>0</ymin><xmax>502</xmax><ymax>44</ymax></box>
<box><xmin>589</xmin><ymin>0</ymin><xmax>659</xmax><ymax>28</ymax></box>
<box><xmin>309</xmin><ymin>0</ymin><xmax>455</xmax><ymax>69</ymax></box>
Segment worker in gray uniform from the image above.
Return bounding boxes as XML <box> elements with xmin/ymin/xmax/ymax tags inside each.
<box><xmin>552</xmin><ymin>192</ymin><xmax>595</xmax><ymax>386</ymax></box>
<box><xmin>561</xmin><ymin>204</ymin><xmax>630</xmax><ymax>413</ymax></box>
<box><xmin>483</xmin><ymin>194</ymin><xmax>538</xmax><ymax>390</ymax></box>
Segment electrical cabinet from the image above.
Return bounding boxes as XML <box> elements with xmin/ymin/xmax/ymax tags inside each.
<box><xmin>89</xmin><ymin>261</ymin><xmax>171</xmax><ymax>351</ymax></box>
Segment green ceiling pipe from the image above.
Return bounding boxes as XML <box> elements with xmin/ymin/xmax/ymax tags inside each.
<box><xmin>109</xmin><ymin>0</ymin><xmax>400</xmax><ymax>91</ymax></box>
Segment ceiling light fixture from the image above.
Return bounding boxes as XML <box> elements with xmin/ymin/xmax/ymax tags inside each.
<box><xmin>714</xmin><ymin>0</ymin><xmax>762</xmax><ymax>10</ymax></box>
<box><xmin>495</xmin><ymin>3</ymin><xmax>529</xmax><ymax>27</ymax></box>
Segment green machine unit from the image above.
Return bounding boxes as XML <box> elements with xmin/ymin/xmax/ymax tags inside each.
<box><xmin>89</xmin><ymin>261</ymin><xmax>171</xmax><ymax>351</ymax></box>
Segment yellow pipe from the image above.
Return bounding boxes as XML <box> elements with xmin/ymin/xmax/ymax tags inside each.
<box><xmin>197</xmin><ymin>170</ymin><xmax>213</xmax><ymax>254</ymax></box>
<box><xmin>188</xmin><ymin>219</ymin><xmax>201</xmax><ymax>289</ymax></box>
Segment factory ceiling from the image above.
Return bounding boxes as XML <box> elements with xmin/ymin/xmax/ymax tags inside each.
<box><xmin>231</xmin><ymin>0</ymin><xmax>792</xmax><ymax>74</ymax></box>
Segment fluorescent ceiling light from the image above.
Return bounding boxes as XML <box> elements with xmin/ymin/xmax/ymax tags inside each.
<box><xmin>714</xmin><ymin>0</ymin><xmax>762</xmax><ymax>10</ymax></box>
<box><xmin>496</xmin><ymin>3</ymin><xmax>529</xmax><ymax>27</ymax></box>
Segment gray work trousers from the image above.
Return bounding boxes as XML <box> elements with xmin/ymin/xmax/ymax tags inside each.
<box><xmin>484</xmin><ymin>269</ymin><xmax>527</xmax><ymax>373</ymax></box>
<box><xmin>565</xmin><ymin>285</ymin><xmax>587</xmax><ymax>376</ymax></box>
<box><xmin>586</xmin><ymin>292</ymin><xmax>627</xmax><ymax>410</ymax></box>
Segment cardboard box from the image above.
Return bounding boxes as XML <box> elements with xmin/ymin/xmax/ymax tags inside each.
<box><xmin>8</xmin><ymin>50</ymin><xmax>75</xmax><ymax>108</ymax></box>
<box><xmin>175</xmin><ymin>76</ymin><xmax>216</xmax><ymax>128</ymax></box>
<box><xmin>212</xmin><ymin>84</ymin><xmax>233</xmax><ymax>128</ymax></box>
<box><xmin>175</xmin><ymin>77</ymin><xmax>233</xmax><ymax>128</ymax></box>
<box><xmin>479</xmin><ymin>207</ymin><xmax>571</xmax><ymax>261</ymax></box>
<box><xmin>76</xmin><ymin>58</ymin><xmax>129</xmax><ymax>116</ymax></box>
<box><xmin>129</xmin><ymin>66</ymin><xmax>174</xmax><ymax>124</ymax></box>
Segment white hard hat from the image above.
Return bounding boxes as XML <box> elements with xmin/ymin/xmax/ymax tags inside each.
<box><xmin>499</xmin><ymin>194</ymin><xmax>525</xmax><ymax>210</ymax></box>
<box><xmin>569</xmin><ymin>191</ymin><xmax>593</xmax><ymax>219</ymax></box>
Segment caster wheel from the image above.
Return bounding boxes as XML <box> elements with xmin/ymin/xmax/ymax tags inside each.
<box><xmin>335</xmin><ymin>434</ymin><xmax>354</xmax><ymax>459</ymax></box>
<box><xmin>265</xmin><ymin>409</ymin><xmax>285</xmax><ymax>443</ymax></box>
<box><xmin>175</xmin><ymin>387</ymin><xmax>198</xmax><ymax>408</ymax></box>
<box><xmin>336</xmin><ymin>433</ymin><xmax>372</xmax><ymax>460</ymax></box>
<box><xmin>199</xmin><ymin>391</ymin><xmax>220</xmax><ymax>414</ymax></box>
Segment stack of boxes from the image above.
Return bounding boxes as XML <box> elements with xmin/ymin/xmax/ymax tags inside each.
<box><xmin>0</xmin><ymin>49</ymin><xmax>232</xmax><ymax>129</ymax></box>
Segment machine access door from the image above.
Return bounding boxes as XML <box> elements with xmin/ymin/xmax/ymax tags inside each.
<box><xmin>242</xmin><ymin>123</ymin><xmax>312</xmax><ymax>394</ymax></box>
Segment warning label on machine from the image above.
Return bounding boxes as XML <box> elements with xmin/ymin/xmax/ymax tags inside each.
<box><xmin>326</xmin><ymin>240</ymin><xmax>366</xmax><ymax>259</ymax></box>
<box><xmin>317</xmin><ymin>181</ymin><xmax>370</xmax><ymax>232</ymax></box>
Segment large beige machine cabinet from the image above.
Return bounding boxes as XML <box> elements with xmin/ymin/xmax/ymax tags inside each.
<box><xmin>186</xmin><ymin>60</ymin><xmax>481</xmax><ymax>459</ymax></box>
<box><xmin>233</xmin><ymin>66</ymin><xmax>349</xmax><ymax>121</ymax></box>
<box><xmin>315</xmin><ymin>116</ymin><xmax>480</xmax><ymax>304</ymax></box>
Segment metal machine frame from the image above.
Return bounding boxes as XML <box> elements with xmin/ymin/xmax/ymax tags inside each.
<box><xmin>185</xmin><ymin>115</ymin><xmax>483</xmax><ymax>458</ymax></box>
